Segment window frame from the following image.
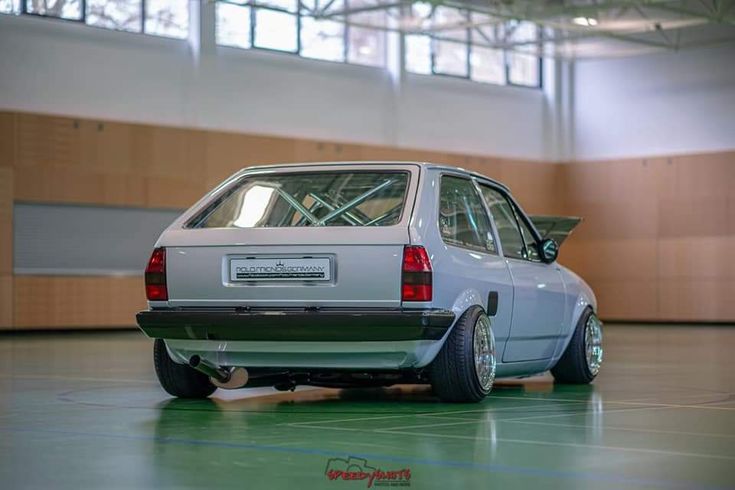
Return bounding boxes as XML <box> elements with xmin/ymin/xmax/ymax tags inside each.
<box><xmin>186</xmin><ymin>169</ymin><xmax>413</xmax><ymax>229</ymax></box>
<box><xmin>404</xmin><ymin>7</ymin><xmax>542</xmax><ymax>89</ymax></box>
<box><xmin>476</xmin><ymin>179</ymin><xmax>544</xmax><ymax>262</ymax></box>
<box><xmin>21</xmin><ymin>0</ymin><xmax>86</xmax><ymax>23</ymax></box>
<box><xmin>15</xmin><ymin>0</ymin><xmax>188</xmax><ymax>39</ymax></box>
<box><xmin>217</xmin><ymin>0</ymin><xmax>387</xmax><ymax>68</ymax></box>
<box><xmin>437</xmin><ymin>172</ymin><xmax>499</xmax><ymax>256</ymax></box>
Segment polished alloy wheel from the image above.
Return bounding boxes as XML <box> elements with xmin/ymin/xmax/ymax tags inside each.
<box><xmin>473</xmin><ymin>315</ymin><xmax>496</xmax><ymax>391</ymax></box>
<box><xmin>584</xmin><ymin>314</ymin><xmax>604</xmax><ymax>376</ymax></box>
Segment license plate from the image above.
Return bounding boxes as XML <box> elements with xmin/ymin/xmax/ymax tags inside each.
<box><xmin>229</xmin><ymin>257</ymin><xmax>331</xmax><ymax>282</ymax></box>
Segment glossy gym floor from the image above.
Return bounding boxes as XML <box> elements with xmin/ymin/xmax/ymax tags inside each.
<box><xmin>1</xmin><ymin>325</ymin><xmax>734</xmax><ymax>489</ymax></box>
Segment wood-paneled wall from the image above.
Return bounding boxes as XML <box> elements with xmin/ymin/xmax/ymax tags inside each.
<box><xmin>559</xmin><ymin>154</ymin><xmax>735</xmax><ymax>322</ymax></box>
<box><xmin>13</xmin><ymin>276</ymin><xmax>145</xmax><ymax>329</ymax></box>
<box><xmin>0</xmin><ymin>112</ymin><xmax>14</xmax><ymax>329</ymax></box>
<box><xmin>0</xmin><ymin>111</ymin><xmax>562</xmax><ymax>330</ymax></box>
<box><xmin>0</xmin><ymin>110</ymin><xmax>732</xmax><ymax>328</ymax></box>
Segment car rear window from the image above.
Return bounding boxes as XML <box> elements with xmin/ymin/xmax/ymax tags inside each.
<box><xmin>188</xmin><ymin>171</ymin><xmax>410</xmax><ymax>228</ymax></box>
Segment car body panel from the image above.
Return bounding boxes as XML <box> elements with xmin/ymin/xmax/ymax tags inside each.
<box><xmin>501</xmin><ymin>258</ymin><xmax>567</xmax><ymax>362</ymax></box>
<box><xmin>140</xmin><ymin>161</ymin><xmax>598</xmax><ymax>379</ymax></box>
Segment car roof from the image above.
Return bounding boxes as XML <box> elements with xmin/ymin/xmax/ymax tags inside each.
<box><xmin>237</xmin><ymin>161</ymin><xmax>510</xmax><ymax>192</ymax></box>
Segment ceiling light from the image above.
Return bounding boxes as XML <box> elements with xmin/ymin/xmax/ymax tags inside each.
<box><xmin>572</xmin><ymin>16</ymin><xmax>598</xmax><ymax>27</ymax></box>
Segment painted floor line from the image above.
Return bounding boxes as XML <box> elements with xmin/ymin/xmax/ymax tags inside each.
<box><xmin>375</xmin><ymin>405</ymin><xmax>676</xmax><ymax>431</ymax></box>
<box><xmin>0</xmin><ymin>373</ymin><xmax>158</xmax><ymax>384</ymax></box>
<box><xmin>375</xmin><ymin>428</ymin><xmax>735</xmax><ymax>462</ymax></box>
<box><xmin>0</xmin><ymin>425</ymin><xmax>729</xmax><ymax>490</ymax></box>
<box><xmin>493</xmin><ymin>394</ymin><xmax>735</xmax><ymax>411</ymax></box>
<box><xmin>282</xmin><ymin>401</ymin><xmax>586</xmax><ymax>427</ymax></box>
<box><xmin>276</xmin><ymin>422</ymin><xmax>735</xmax><ymax>462</ymax></box>
<box><xmin>505</xmin><ymin>419</ymin><xmax>735</xmax><ymax>439</ymax></box>
<box><xmin>282</xmin><ymin>422</ymin><xmax>735</xmax><ymax>462</ymax></box>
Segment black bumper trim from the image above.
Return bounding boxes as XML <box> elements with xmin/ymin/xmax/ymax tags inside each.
<box><xmin>136</xmin><ymin>307</ymin><xmax>456</xmax><ymax>342</ymax></box>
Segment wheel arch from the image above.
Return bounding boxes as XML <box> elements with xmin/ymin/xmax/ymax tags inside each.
<box><xmin>414</xmin><ymin>289</ymin><xmax>488</xmax><ymax>368</ymax></box>
<box><xmin>552</xmin><ymin>298</ymin><xmax>596</xmax><ymax>366</ymax></box>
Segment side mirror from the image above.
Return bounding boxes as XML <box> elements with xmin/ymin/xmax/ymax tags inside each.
<box><xmin>539</xmin><ymin>238</ymin><xmax>559</xmax><ymax>263</ymax></box>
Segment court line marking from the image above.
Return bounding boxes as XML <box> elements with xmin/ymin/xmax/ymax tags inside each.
<box><xmin>505</xmin><ymin>419</ymin><xmax>735</xmax><ymax>439</ymax></box>
<box><xmin>374</xmin><ymin>429</ymin><xmax>735</xmax><ymax>462</ymax></box>
<box><xmin>323</xmin><ymin>405</ymin><xmax>676</xmax><ymax>432</ymax></box>
<box><xmin>0</xmin><ymin>373</ymin><xmax>158</xmax><ymax>384</ymax></box>
<box><xmin>490</xmin><ymin>395</ymin><xmax>735</xmax><ymax>411</ymax></box>
<box><xmin>0</xmin><ymin>426</ymin><xmax>730</xmax><ymax>490</ymax></box>
<box><xmin>284</xmin><ymin>417</ymin><xmax>735</xmax><ymax>462</ymax></box>
<box><xmin>284</xmin><ymin>396</ymin><xmax>728</xmax><ymax>430</ymax></box>
<box><xmin>282</xmin><ymin>400</ymin><xmax>587</xmax><ymax>427</ymax></box>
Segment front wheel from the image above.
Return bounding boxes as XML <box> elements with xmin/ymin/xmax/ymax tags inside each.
<box><xmin>551</xmin><ymin>309</ymin><xmax>603</xmax><ymax>384</ymax></box>
<box><xmin>153</xmin><ymin>339</ymin><xmax>216</xmax><ymax>398</ymax></box>
<box><xmin>429</xmin><ymin>306</ymin><xmax>496</xmax><ymax>403</ymax></box>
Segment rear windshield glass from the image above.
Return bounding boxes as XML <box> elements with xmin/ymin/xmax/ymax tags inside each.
<box><xmin>188</xmin><ymin>171</ymin><xmax>410</xmax><ymax>228</ymax></box>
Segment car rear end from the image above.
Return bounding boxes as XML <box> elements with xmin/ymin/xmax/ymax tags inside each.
<box><xmin>136</xmin><ymin>163</ymin><xmax>454</xmax><ymax>373</ymax></box>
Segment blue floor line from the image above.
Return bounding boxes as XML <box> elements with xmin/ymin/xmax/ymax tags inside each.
<box><xmin>1</xmin><ymin>426</ymin><xmax>731</xmax><ymax>490</ymax></box>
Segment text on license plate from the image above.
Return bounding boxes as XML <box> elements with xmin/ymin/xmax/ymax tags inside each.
<box><xmin>229</xmin><ymin>257</ymin><xmax>331</xmax><ymax>282</ymax></box>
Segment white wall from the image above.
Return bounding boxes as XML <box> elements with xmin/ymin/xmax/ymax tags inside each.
<box><xmin>573</xmin><ymin>43</ymin><xmax>735</xmax><ymax>161</ymax></box>
<box><xmin>0</xmin><ymin>12</ymin><xmax>556</xmax><ymax>161</ymax></box>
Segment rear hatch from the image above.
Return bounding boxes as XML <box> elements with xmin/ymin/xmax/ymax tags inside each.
<box><xmin>160</xmin><ymin>164</ymin><xmax>419</xmax><ymax>308</ymax></box>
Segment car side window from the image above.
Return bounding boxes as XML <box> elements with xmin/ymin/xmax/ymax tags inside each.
<box><xmin>439</xmin><ymin>176</ymin><xmax>497</xmax><ymax>254</ymax></box>
<box><xmin>516</xmin><ymin>213</ymin><xmax>541</xmax><ymax>262</ymax></box>
<box><xmin>478</xmin><ymin>185</ymin><xmax>527</xmax><ymax>260</ymax></box>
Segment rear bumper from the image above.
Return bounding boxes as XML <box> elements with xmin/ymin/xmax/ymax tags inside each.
<box><xmin>136</xmin><ymin>307</ymin><xmax>455</xmax><ymax>342</ymax></box>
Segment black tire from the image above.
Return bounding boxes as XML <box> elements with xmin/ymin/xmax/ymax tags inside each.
<box><xmin>153</xmin><ymin>339</ymin><xmax>216</xmax><ymax>398</ymax></box>
<box><xmin>429</xmin><ymin>306</ymin><xmax>495</xmax><ymax>403</ymax></box>
<box><xmin>551</xmin><ymin>308</ymin><xmax>602</xmax><ymax>384</ymax></box>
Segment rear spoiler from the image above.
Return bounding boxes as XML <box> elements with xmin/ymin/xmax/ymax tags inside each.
<box><xmin>529</xmin><ymin>216</ymin><xmax>582</xmax><ymax>245</ymax></box>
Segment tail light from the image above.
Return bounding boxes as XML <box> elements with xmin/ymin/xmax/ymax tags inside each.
<box><xmin>145</xmin><ymin>247</ymin><xmax>168</xmax><ymax>301</ymax></box>
<box><xmin>402</xmin><ymin>245</ymin><xmax>432</xmax><ymax>302</ymax></box>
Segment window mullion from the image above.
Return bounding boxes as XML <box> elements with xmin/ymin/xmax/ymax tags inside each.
<box><xmin>251</xmin><ymin>5</ymin><xmax>257</xmax><ymax>47</ymax></box>
<box><xmin>141</xmin><ymin>0</ymin><xmax>146</xmax><ymax>33</ymax></box>
<box><xmin>343</xmin><ymin>0</ymin><xmax>349</xmax><ymax>63</ymax></box>
<box><xmin>296</xmin><ymin>5</ymin><xmax>302</xmax><ymax>54</ymax></box>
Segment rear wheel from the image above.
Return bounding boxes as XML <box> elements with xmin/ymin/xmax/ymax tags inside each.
<box><xmin>153</xmin><ymin>339</ymin><xmax>216</xmax><ymax>398</ymax></box>
<box><xmin>429</xmin><ymin>306</ymin><xmax>496</xmax><ymax>403</ymax></box>
<box><xmin>551</xmin><ymin>309</ymin><xmax>603</xmax><ymax>384</ymax></box>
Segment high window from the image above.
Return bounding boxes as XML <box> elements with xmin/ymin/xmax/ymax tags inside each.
<box><xmin>215</xmin><ymin>0</ymin><xmax>388</xmax><ymax>67</ymax></box>
<box><xmin>1</xmin><ymin>0</ymin><xmax>189</xmax><ymax>39</ymax></box>
<box><xmin>404</xmin><ymin>3</ymin><xmax>541</xmax><ymax>88</ymax></box>
<box><xmin>1</xmin><ymin>1</ymin><xmax>542</xmax><ymax>88</ymax></box>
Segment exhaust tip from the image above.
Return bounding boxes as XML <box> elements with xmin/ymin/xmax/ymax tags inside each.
<box><xmin>189</xmin><ymin>355</ymin><xmax>202</xmax><ymax>368</ymax></box>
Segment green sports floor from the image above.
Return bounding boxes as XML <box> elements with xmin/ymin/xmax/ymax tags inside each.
<box><xmin>1</xmin><ymin>325</ymin><xmax>734</xmax><ymax>489</ymax></box>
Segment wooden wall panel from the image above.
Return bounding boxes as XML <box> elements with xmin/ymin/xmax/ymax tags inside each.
<box><xmin>559</xmin><ymin>238</ymin><xmax>658</xmax><ymax>281</ymax></box>
<box><xmin>657</xmin><ymin>237</ymin><xmax>735</xmax><ymax>280</ymax></box>
<box><xmin>4</xmin><ymin>111</ymin><xmax>733</xmax><ymax>325</ymax></box>
<box><xmin>586</xmin><ymin>279</ymin><xmax>659</xmax><ymax>321</ymax></box>
<box><xmin>658</xmin><ymin>279</ymin><xmax>735</xmax><ymax>322</ymax></box>
<box><xmin>0</xmin><ymin>276</ymin><xmax>11</xmax><ymax>330</ymax></box>
<box><xmin>203</xmin><ymin>132</ymin><xmax>298</xmax><ymax>188</ymax></box>
<box><xmin>561</xmin><ymin>151</ymin><xmax>735</xmax><ymax>322</ymax></box>
<box><xmin>0</xmin><ymin>165</ymin><xmax>12</xmax><ymax>329</ymax></box>
<box><xmin>0</xmin><ymin>112</ymin><xmax>16</xmax><ymax>168</ymax></box>
<box><xmin>13</xmin><ymin>276</ymin><xmax>145</xmax><ymax>329</ymax></box>
<box><xmin>498</xmin><ymin>160</ymin><xmax>565</xmax><ymax>215</ymax></box>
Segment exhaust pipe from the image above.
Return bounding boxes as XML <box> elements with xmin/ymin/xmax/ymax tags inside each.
<box><xmin>189</xmin><ymin>355</ymin><xmax>231</xmax><ymax>384</ymax></box>
<box><xmin>188</xmin><ymin>355</ymin><xmax>249</xmax><ymax>389</ymax></box>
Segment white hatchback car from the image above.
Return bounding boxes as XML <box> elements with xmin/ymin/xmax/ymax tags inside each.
<box><xmin>137</xmin><ymin>162</ymin><xmax>603</xmax><ymax>402</ymax></box>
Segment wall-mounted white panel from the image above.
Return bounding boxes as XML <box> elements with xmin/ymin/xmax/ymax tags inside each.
<box><xmin>573</xmin><ymin>43</ymin><xmax>735</xmax><ymax>160</ymax></box>
<box><xmin>14</xmin><ymin>203</ymin><xmax>181</xmax><ymax>275</ymax></box>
